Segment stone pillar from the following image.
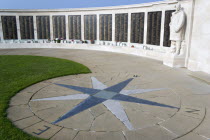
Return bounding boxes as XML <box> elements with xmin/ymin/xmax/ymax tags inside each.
<box><xmin>143</xmin><ymin>12</ymin><xmax>148</xmax><ymax>45</ymax></box>
<box><xmin>112</xmin><ymin>13</ymin><xmax>115</xmax><ymax>44</ymax></box>
<box><xmin>127</xmin><ymin>12</ymin><xmax>131</xmax><ymax>46</ymax></box>
<box><xmin>33</xmin><ymin>15</ymin><xmax>38</xmax><ymax>40</ymax></box>
<box><xmin>16</xmin><ymin>16</ymin><xmax>21</xmax><ymax>40</ymax></box>
<box><xmin>0</xmin><ymin>16</ymin><xmax>3</xmax><ymax>41</ymax></box>
<box><xmin>49</xmin><ymin>15</ymin><xmax>53</xmax><ymax>40</ymax></box>
<box><xmin>81</xmin><ymin>14</ymin><xmax>85</xmax><ymax>41</ymax></box>
<box><xmin>65</xmin><ymin>15</ymin><xmax>69</xmax><ymax>40</ymax></box>
<box><xmin>96</xmin><ymin>14</ymin><xmax>100</xmax><ymax>44</ymax></box>
<box><xmin>160</xmin><ymin>10</ymin><xmax>165</xmax><ymax>47</ymax></box>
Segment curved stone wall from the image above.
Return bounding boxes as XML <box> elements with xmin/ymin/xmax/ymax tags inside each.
<box><xmin>0</xmin><ymin>0</ymin><xmax>193</xmax><ymax>48</ymax></box>
<box><xmin>2</xmin><ymin>0</ymin><xmax>208</xmax><ymax>74</ymax></box>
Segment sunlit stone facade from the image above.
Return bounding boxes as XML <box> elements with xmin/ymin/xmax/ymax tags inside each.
<box><xmin>0</xmin><ymin>0</ymin><xmax>209</xmax><ymax>74</ymax></box>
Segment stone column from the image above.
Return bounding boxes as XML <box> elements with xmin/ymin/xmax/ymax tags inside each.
<box><xmin>160</xmin><ymin>10</ymin><xmax>165</xmax><ymax>47</ymax></box>
<box><xmin>143</xmin><ymin>12</ymin><xmax>148</xmax><ymax>45</ymax></box>
<box><xmin>65</xmin><ymin>15</ymin><xmax>69</xmax><ymax>40</ymax></box>
<box><xmin>16</xmin><ymin>15</ymin><xmax>21</xmax><ymax>40</ymax></box>
<box><xmin>33</xmin><ymin>15</ymin><xmax>38</xmax><ymax>40</ymax></box>
<box><xmin>81</xmin><ymin>14</ymin><xmax>85</xmax><ymax>41</ymax></box>
<box><xmin>49</xmin><ymin>15</ymin><xmax>53</xmax><ymax>40</ymax></box>
<box><xmin>127</xmin><ymin>12</ymin><xmax>131</xmax><ymax>46</ymax></box>
<box><xmin>112</xmin><ymin>13</ymin><xmax>115</xmax><ymax>44</ymax></box>
<box><xmin>96</xmin><ymin>14</ymin><xmax>100</xmax><ymax>44</ymax></box>
<box><xmin>0</xmin><ymin>16</ymin><xmax>3</xmax><ymax>41</ymax></box>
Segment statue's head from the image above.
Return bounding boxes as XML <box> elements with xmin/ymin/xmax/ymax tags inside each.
<box><xmin>175</xmin><ymin>3</ymin><xmax>181</xmax><ymax>11</ymax></box>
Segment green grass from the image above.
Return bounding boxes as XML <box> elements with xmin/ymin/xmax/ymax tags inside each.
<box><xmin>0</xmin><ymin>55</ymin><xmax>91</xmax><ymax>140</ymax></box>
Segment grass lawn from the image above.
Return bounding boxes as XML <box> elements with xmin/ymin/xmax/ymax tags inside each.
<box><xmin>0</xmin><ymin>55</ymin><xmax>91</xmax><ymax>140</ymax></box>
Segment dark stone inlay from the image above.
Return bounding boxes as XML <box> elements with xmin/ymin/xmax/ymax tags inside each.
<box><xmin>50</xmin><ymin>78</ymin><xmax>177</xmax><ymax>124</ymax></box>
<box><xmin>32</xmin><ymin>125</ymin><xmax>51</xmax><ymax>135</ymax></box>
<box><xmin>115</xmin><ymin>13</ymin><xmax>128</xmax><ymax>42</ymax></box>
<box><xmin>19</xmin><ymin>16</ymin><xmax>34</xmax><ymax>39</ymax></box>
<box><xmin>131</xmin><ymin>12</ymin><xmax>145</xmax><ymax>44</ymax></box>
<box><xmin>84</xmin><ymin>15</ymin><xmax>97</xmax><ymax>40</ymax></box>
<box><xmin>163</xmin><ymin>10</ymin><xmax>175</xmax><ymax>47</ymax></box>
<box><xmin>1</xmin><ymin>16</ymin><xmax>18</xmax><ymax>40</ymax></box>
<box><xmin>147</xmin><ymin>11</ymin><xmax>162</xmax><ymax>46</ymax></box>
<box><xmin>99</xmin><ymin>14</ymin><xmax>112</xmax><ymax>41</ymax></box>
<box><xmin>53</xmin><ymin>16</ymin><xmax>66</xmax><ymax>39</ymax></box>
<box><xmin>68</xmin><ymin>15</ymin><xmax>81</xmax><ymax>40</ymax></box>
<box><xmin>36</xmin><ymin>16</ymin><xmax>50</xmax><ymax>39</ymax></box>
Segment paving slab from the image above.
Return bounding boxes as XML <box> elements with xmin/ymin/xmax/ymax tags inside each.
<box><xmin>50</xmin><ymin>128</ymin><xmax>78</xmax><ymax>140</ymax></box>
<box><xmin>193</xmin><ymin>108</ymin><xmax>210</xmax><ymax>139</ymax></box>
<box><xmin>13</xmin><ymin>116</ymin><xmax>42</xmax><ymax>129</ymax></box>
<box><xmin>188</xmin><ymin>71</ymin><xmax>210</xmax><ymax>85</ymax></box>
<box><xmin>20</xmin><ymin>82</ymin><xmax>51</xmax><ymax>93</ymax></box>
<box><xmin>10</xmin><ymin>91</ymin><xmax>34</xmax><ymax>106</ymax></box>
<box><xmin>124</xmin><ymin>125</ymin><xmax>176</xmax><ymax>140</ymax></box>
<box><xmin>7</xmin><ymin>105</ymin><xmax>34</xmax><ymax>121</ymax></box>
<box><xmin>90</xmin><ymin>111</ymin><xmax>127</xmax><ymax>131</ymax></box>
<box><xmin>176</xmin><ymin>132</ymin><xmax>207</xmax><ymax>140</ymax></box>
<box><xmin>23</xmin><ymin>121</ymin><xmax>62</xmax><ymax>139</ymax></box>
<box><xmin>160</xmin><ymin>113</ymin><xmax>203</xmax><ymax>136</ymax></box>
<box><xmin>3</xmin><ymin>49</ymin><xmax>210</xmax><ymax>140</ymax></box>
<box><xmin>74</xmin><ymin>131</ymin><xmax>126</xmax><ymax>140</ymax></box>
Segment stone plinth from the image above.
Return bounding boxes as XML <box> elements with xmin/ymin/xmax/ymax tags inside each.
<box><xmin>163</xmin><ymin>53</ymin><xmax>185</xmax><ymax>68</ymax></box>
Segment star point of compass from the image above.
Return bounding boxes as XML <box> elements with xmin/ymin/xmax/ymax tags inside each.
<box><xmin>31</xmin><ymin>77</ymin><xmax>178</xmax><ymax>130</ymax></box>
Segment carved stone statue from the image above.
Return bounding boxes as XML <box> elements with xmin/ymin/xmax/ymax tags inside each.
<box><xmin>170</xmin><ymin>3</ymin><xmax>186</xmax><ymax>56</ymax></box>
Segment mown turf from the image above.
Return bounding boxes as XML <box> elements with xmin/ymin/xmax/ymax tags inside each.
<box><xmin>0</xmin><ymin>55</ymin><xmax>91</xmax><ymax>140</ymax></box>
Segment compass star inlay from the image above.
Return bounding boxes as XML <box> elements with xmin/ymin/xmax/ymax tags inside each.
<box><xmin>31</xmin><ymin>77</ymin><xmax>178</xmax><ymax>130</ymax></box>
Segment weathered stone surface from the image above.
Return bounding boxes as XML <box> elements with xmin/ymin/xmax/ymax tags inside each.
<box><xmin>89</xmin><ymin>104</ymin><xmax>107</xmax><ymax>117</ymax></box>
<box><xmin>10</xmin><ymin>92</ymin><xmax>34</xmax><ymax>106</ymax></box>
<box><xmin>57</xmin><ymin>109</ymin><xmax>94</xmax><ymax>130</ymax></box>
<box><xmin>23</xmin><ymin>121</ymin><xmax>62</xmax><ymax>139</ymax></box>
<box><xmin>125</xmin><ymin>109</ymin><xmax>162</xmax><ymax>129</ymax></box>
<box><xmin>74</xmin><ymin>131</ymin><xmax>125</xmax><ymax>140</ymax></box>
<box><xmin>176</xmin><ymin>132</ymin><xmax>207</xmax><ymax>140</ymax></box>
<box><xmin>91</xmin><ymin>111</ymin><xmax>127</xmax><ymax>131</ymax></box>
<box><xmin>51</xmin><ymin>128</ymin><xmax>78</xmax><ymax>140</ymax></box>
<box><xmin>20</xmin><ymin>82</ymin><xmax>50</xmax><ymax>93</ymax></box>
<box><xmin>13</xmin><ymin>116</ymin><xmax>41</xmax><ymax>129</ymax></box>
<box><xmin>188</xmin><ymin>71</ymin><xmax>210</xmax><ymax>85</ymax></box>
<box><xmin>4</xmin><ymin>49</ymin><xmax>210</xmax><ymax>140</ymax></box>
<box><xmin>193</xmin><ymin>108</ymin><xmax>210</xmax><ymax>138</ymax></box>
<box><xmin>178</xmin><ymin>106</ymin><xmax>205</xmax><ymax>120</ymax></box>
<box><xmin>160</xmin><ymin>114</ymin><xmax>202</xmax><ymax>136</ymax></box>
<box><xmin>124</xmin><ymin>126</ymin><xmax>176</xmax><ymax>140</ymax></box>
<box><xmin>7</xmin><ymin>105</ymin><xmax>34</xmax><ymax>121</ymax></box>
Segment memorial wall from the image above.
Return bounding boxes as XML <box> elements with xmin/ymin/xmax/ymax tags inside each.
<box><xmin>69</xmin><ymin>15</ymin><xmax>81</xmax><ymax>40</ymax></box>
<box><xmin>131</xmin><ymin>13</ymin><xmax>144</xmax><ymax>44</ymax></box>
<box><xmin>53</xmin><ymin>16</ymin><xmax>66</xmax><ymax>39</ymax></box>
<box><xmin>0</xmin><ymin>0</ymin><xmax>184</xmax><ymax>45</ymax></box>
<box><xmin>36</xmin><ymin>16</ymin><xmax>50</xmax><ymax>39</ymax></box>
<box><xmin>1</xmin><ymin>0</ymin><xmax>209</xmax><ymax>74</ymax></box>
<box><xmin>100</xmin><ymin>14</ymin><xmax>112</xmax><ymax>41</ymax></box>
<box><xmin>1</xmin><ymin>16</ymin><xmax>17</xmax><ymax>39</ymax></box>
<box><xmin>84</xmin><ymin>15</ymin><xmax>97</xmax><ymax>40</ymax></box>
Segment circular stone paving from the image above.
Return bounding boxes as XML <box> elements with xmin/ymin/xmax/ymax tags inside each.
<box><xmin>8</xmin><ymin>74</ymin><xmax>205</xmax><ymax>140</ymax></box>
<box><xmin>5</xmin><ymin>49</ymin><xmax>209</xmax><ymax>140</ymax></box>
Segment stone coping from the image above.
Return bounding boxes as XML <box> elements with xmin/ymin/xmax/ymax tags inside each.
<box><xmin>0</xmin><ymin>0</ymin><xmax>177</xmax><ymax>12</ymax></box>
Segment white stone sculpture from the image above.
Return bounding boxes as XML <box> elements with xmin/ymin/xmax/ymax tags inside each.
<box><xmin>170</xmin><ymin>3</ymin><xmax>186</xmax><ymax>56</ymax></box>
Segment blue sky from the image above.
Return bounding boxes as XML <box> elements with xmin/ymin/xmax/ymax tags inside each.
<box><xmin>0</xmin><ymin>0</ymin><xmax>161</xmax><ymax>9</ymax></box>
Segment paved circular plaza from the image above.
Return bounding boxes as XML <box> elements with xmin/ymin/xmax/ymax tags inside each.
<box><xmin>2</xmin><ymin>49</ymin><xmax>210</xmax><ymax>140</ymax></box>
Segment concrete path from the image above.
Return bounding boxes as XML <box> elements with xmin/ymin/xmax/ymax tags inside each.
<box><xmin>2</xmin><ymin>48</ymin><xmax>210</xmax><ymax>140</ymax></box>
